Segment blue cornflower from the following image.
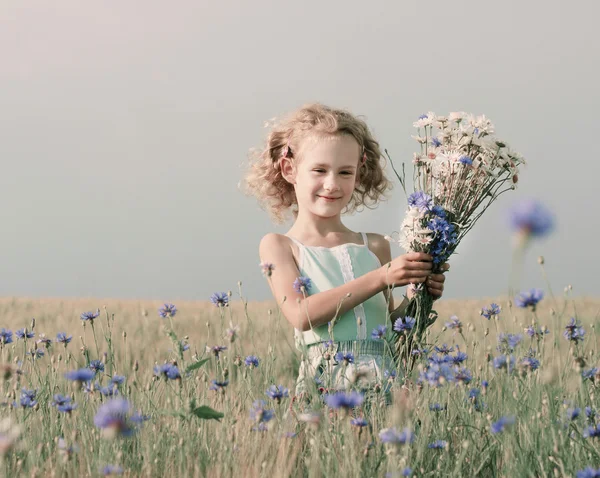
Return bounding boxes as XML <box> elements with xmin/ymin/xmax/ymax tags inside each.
<box><xmin>334</xmin><ymin>352</ymin><xmax>354</xmax><ymax>365</ymax></box>
<box><xmin>525</xmin><ymin>325</ymin><xmax>549</xmax><ymax>340</ymax></box>
<box><xmin>515</xmin><ymin>289</ymin><xmax>544</xmax><ymax>310</ymax></box>
<box><xmin>179</xmin><ymin>340</ymin><xmax>190</xmax><ymax>352</ymax></box>
<box><xmin>408</xmin><ymin>191</ymin><xmax>433</xmax><ymax>212</ymax></box>
<box><xmin>208</xmin><ymin>345</ymin><xmax>227</xmax><ymax>358</ymax></box>
<box><xmin>445</xmin><ymin>316</ymin><xmax>462</xmax><ymax>332</ymax></box>
<box><xmin>564</xmin><ymin>318</ymin><xmax>586</xmax><ymax>344</ymax></box>
<box><xmin>490</xmin><ymin>416</ymin><xmax>516</xmax><ymax>434</ymax></box>
<box><xmin>431</xmin><ymin>205</ymin><xmax>447</xmax><ymax>218</ymax></box>
<box><xmin>482</xmin><ymin>380</ymin><xmax>489</xmax><ymax>390</ymax></box>
<box><xmin>153</xmin><ymin>364</ymin><xmax>181</xmax><ymax>380</ymax></box>
<box><xmin>210</xmin><ymin>293</ymin><xmax>229</xmax><ymax>308</ymax></box>
<box><xmin>412</xmin><ymin>347</ymin><xmax>429</xmax><ymax>357</ymax></box>
<box><xmin>0</xmin><ymin>328</ymin><xmax>13</xmax><ymax>345</ymax></box>
<box><xmin>249</xmin><ymin>400</ymin><xmax>274</xmax><ymax>423</ymax></box>
<box><xmin>94</xmin><ymin>398</ymin><xmax>142</xmax><ymax>438</ymax></box>
<box><xmin>480</xmin><ymin>303</ymin><xmax>501</xmax><ymax>320</ymax></box>
<box><xmin>158</xmin><ymin>303</ymin><xmax>178</xmax><ymax>317</ymax></box>
<box><xmin>111</xmin><ymin>375</ymin><xmax>126</xmax><ymax>386</ymax></box>
<box><xmin>89</xmin><ymin>360</ymin><xmax>105</xmax><ymax>374</ymax></box>
<box><xmin>56</xmin><ymin>332</ymin><xmax>72</xmax><ymax>345</ymax></box>
<box><xmin>371</xmin><ymin>325</ymin><xmax>387</xmax><ymax>340</ymax></box>
<box><xmin>497</xmin><ymin>333</ymin><xmax>523</xmax><ymax>353</ymax></box>
<box><xmin>459</xmin><ymin>155</ymin><xmax>473</xmax><ymax>166</ymax></box>
<box><xmin>58</xmin><ymin>403</ymin><xmax>77</xmax><ymax>414</ymax></box>
<box><xmin>244</xmin><ymin>355</ymin><xmax>260</xmax><ymax>368</ymax></box>
<box><xmin>209</xmin><ymin>379</ymin><xmax>229</xmax><ymax>391</ymax></box>
<box><xmin>52</xmin><ymin>394</ymin><xmax>71</xmax><ymax>407</ymax></box>
<box><xmin>384</xmin><ymin>369</ymin><xmax>397</xmax><ymax>380</ymax></box>
<box><xmin>468</xmin><ymin>388</ymin><xmax>481</xmax><ymax>401</ymax></box>
<box><xmin>20</xmin><ymin>388</ymin><xmax>37</xmax><ymax>407</ymax></box>
<box><xmin>80</xmin><ymin>310</ymin><xmax>100</xmax><ymax>322</ymax></box>
<box><xmin>418</xmin><ymin>363</ymin><xmax>456</xmax><ymax>387</ymax></box>
<box><xmin>508</xmin><ymin>199</ymin><xmax>554</xmax><ymax>238</ymax></box>
<box><xmin>455</xmin><ymin>367</ymin><xmax>472</xmax><ymax>384</ymax></box>
<box><xmin>431</xmin><ymin>137</ymin><xmax>442</xmax><ymax>147</ymax></box>
<box><xmin>520</xmin><ymin>357</ymin><xmax>540</xmax><ymax>372</ymax></box>
<box><xmin>292</xmin><ymin>276</ymin><xmax>312</xmax><ymax>293</ymax></box>
<box><xmin>434</xmin><ymin>344</ymin><xmax>454</xmax><ymax>355</ymax></box>
<box><xmin>351</xmin><ymin>417</ymin><xmax>368</xmax><ymax>427</ymax></box>
<box><xmin>29</xmin><ymin>349</ymin><xmax>45</xmax><ymax>359</ymax></box>
<box><xmin>101</xmin><ymin>465</ymin><xmax>124</xmax><ymax>476</ymax></box>
<box><xmin>100</xmin><ymin>385</ymin><xmax>119</xmax><ymax>397</ymax></box>
<box><xmin>15</xmin><ymin>328</ymin><xmax>34</xmax><ymax>340</ymax></box>
<box><xmin>449</xmin><ymin>351</ymin><xmax>468</xmax><ymax>365</ymax></box>
<box><xmin>266</xmin><ymin>385</ymin><xmax>289</xmax><ymax>403</ymax></box>
<box><xmin>418</xmin><ymin>113</ymin><xmax>428</xmax><ymax>119</ymax></box>
<box><xmin>324</xmin><ymin>391</ymin><xmax>364</xmax><ymax>410</ymax></box>
<box><xmin>428</xmin><ymin>440</ymin><xmax>447</xmax><ymax>449</ymax></box>
<box><xmin>582</xmin><ymin>368</ymin><xmax>598</xmax><ymax>381</ymax></box>
<box><xmin>428</xmin><ymin>353</ymin><xmax>451</xmax><ymax>365</ymax></box>
<box><xmin>379</xmin><ymin>427</ymin><xmax>415</xmax><ymax>445</ymax></box>
<box><xmin>586</xmin><ymin>407</ymin><xmax>597</xmax><ymax>421</ymax></box>
<box><xmin>493</xmin><ymin>355</ymin><xmax>515</xmax><ymax>372</ymax></box>
<box><xmin>576</xmin><ymin>468</ymin><xmax>600</xmax><ymax>478</ymax></box>
<box><xmin>65</xmin><ymin>368</ymin><xmax>95</xmax><ymax>383</ymax></box>
<box><xmin>583</xmin><ymin>423</ymin><xmax>600</xmax><ymax>438</ymax></box>
<box><xmin>429</xmin><ymin>403</ymin><xmax>446</xmax><ymax>412</ymax></box>
<box><xmin>566</xmin><ymin>408</ymin><xmax>581</xmax><ymax>421</ymax></box>
<box><xmin>393</xmin><ymin>316</ymin><xmax>416</xmax><ymax>334</ymax></box>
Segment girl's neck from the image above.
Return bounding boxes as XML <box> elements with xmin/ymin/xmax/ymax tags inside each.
<box><xmin>287</xmin><ymin>211</ymin><xmax>353</xmax><ymax>241</ymax></box>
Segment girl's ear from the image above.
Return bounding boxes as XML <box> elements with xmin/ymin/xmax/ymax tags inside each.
<box><xmin>280</xmin><ymin>158</ymin><xmax>296</xmax><ymax>185</ymax></box>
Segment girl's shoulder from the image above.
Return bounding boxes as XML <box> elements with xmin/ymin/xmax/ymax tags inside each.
<box><xmin>364</xmin><ymin>233</ymin><xmax>391</xmax><ymax>265</ymax></box>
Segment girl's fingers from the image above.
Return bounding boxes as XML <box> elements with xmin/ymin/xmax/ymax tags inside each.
<box><xmin>405</xmin><ymin>261</ymin><xmax>434</xmax><ymax>271</ymax></box>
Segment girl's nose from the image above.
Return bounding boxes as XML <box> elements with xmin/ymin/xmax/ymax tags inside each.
<box><xmin>323</xmin><ymin>175</ymin><xmax>340</xmax><ymax>191</ymax></box>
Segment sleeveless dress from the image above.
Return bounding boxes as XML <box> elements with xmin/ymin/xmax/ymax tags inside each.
<box><xmin>287</xmin><ymin>232</ymin><xmax>394</xmax><ymax>394</ymax></box>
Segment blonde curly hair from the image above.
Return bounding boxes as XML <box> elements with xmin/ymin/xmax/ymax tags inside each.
<box><xmin>242</xmin><ymin>103</ymin><xmax>392</xmax><ymax>224</ymax></box>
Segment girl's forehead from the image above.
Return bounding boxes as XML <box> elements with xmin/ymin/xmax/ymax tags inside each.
<box><xmin>298</xmin><ymin>133</ymin><xmax>360</xmax><ymax>159</ymax></box>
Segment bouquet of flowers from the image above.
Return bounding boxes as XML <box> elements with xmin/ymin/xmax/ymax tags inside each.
<box><xmin>387</xmin><ymin>112</ymin><xmax>525</xmax><ymax>366</ymax></box>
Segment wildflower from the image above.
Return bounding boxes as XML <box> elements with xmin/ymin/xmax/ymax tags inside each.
<box><xmin>379</xmin><ymin>427</ymin><xmax>415</xmax><ymax>445</ymax></box>
<box><xmin>408</xmin><ymin>191</ymin><xmax>433</xmax><ymax>212</ymax></box>
<box><xmin>0</xmin><ymin>329</ymin><xmax>13</xmax><ymax>345</ymax></box>
<box><xmin>29</xmin><ymin>349</ymin><xmax>45</xmax><ymax>359</ymax></box>
<box><xmin>19</xmin><ymin>389</ymin><xmax>37</xmax><ymax>408</ymax></box>
<box><xmin>52</xmin><ymin>394</ymin><xmax>71</xmax><ymax>407</ymax></box>
<box><xmin>56</xmin><ymin>332</ymin><xmax>72</xmax><ymax>345</ymax></box>
<box><xmin>508</xmin><ymin>199</ymin><xmax>554</xmax><ymax>239</ymax></box>
<box><xmin>89</xmin><ymin>360</ymin><xmax>105</xmax><ymax>374</ymax></box>
<box><xmin>480</xmin><ymin>303</ymin><xmax>501</xmax><ymax>320</ymax></box>
<box><xmin>454</xmin><ymin>367</ymin><xmax>472</xmax><ymax>384</ymax></box>
<box><xmin>259</xmin><ymin>262</ymin><xmax>275</xmax><ymax>278</ymax></box>
<box><xmin>244</xmin><ymin>355</ymin><xmax>260</xmax><ymax>368</ymax></box>
<box><xmin>350</xmin><ymin>418</ymin><xmax>368</xmax><ymax>428</ymax></box>
<box><xmin>324</xmin><ymin>391</ymin><xmax>364</xmax><ymax>410</ymax></box>
<box><xmin>252</xmin><ymin>422</ymin><xmax>269</xmax><ymax>432</ymax></box>
<box><xmin>497</xmin><ymin>333</ymin><xmax>523</xmax><ymax>353</ymax></box>
<box><xmin>266</xmin><ymin>385</ymin><xmax>289</xmax><ymax>403</ymax></box>
<box><xmin>429</xmin><ymin>353</ymin><xmax>450</xmax><ymax>365</ymax></box>
<box><xmin>209</xmin><ymin>293</ymin><xmax>229</xmax><ymax>308</ymax></box>
<box><xmin>459</xmin><ymin>155</ymin><xmax>473</xmax><ymax>165</ymax></box>
<box><xmin>209</xmin><ymin>379</ymin><xmax>229</xmax><ymax>392</ymax></box>
<box><xmin>429</xmin><ymin>403</ymin><xmax>446</xmax><ymax>412</ymax></box>
<box><xmin>207</xmin><ymin>345</ymin><xmax>227</xmax><ymax>358</ymax></box>
<box><xmin>566</xmin><ymin>408</ymin><xmax>581</xmax><ymax>421</ymax></box>
<box><xmin>564</xmin><ymin>318</ymin><xmax>586</xmax><ymax>344</ymax></box>
<box><xmin>393</xmin><ymin>316</ymin><xmax>416</xmax><ymax>334</ymax></box>
<box><xmin>226</xmin><ymin>323</ymin><xmax>240</xmax><ymax>343</ymax></box>
<box><xmin>519</xmin><ymin>357</ymin><xmax>540</xmax><ymax>372</ymax></box>
<box><xmin>293</xmin><ymin>276</ymin><xmax>312</xmax><ymax>293</ymax></box>
<box><xmin>515</xmin><ymin>289</ymin><xmax>544</xmax><ymax>310</ymax></box>
<box><xmin>583</xmin><ymin>423</ymin><xmax>600</xmax><ymax>438</ymax></box>
<box><xmin>490</xmin><ymin>416</ymin><xmax>516</xmax><ymax>434</ymax></box>
<box><xmin>158</xmin><ymin>303</ymin><xmax>177</xmax><ymax>318</ymax></box>
<box><xmin>111</xmin><ymin>375</ymin><xmax>126</xmax><ymax>386</ymax></box>
<box><xmin>371</xmin><ymin>325</ymin><xmax>387</xmax><ymax>340</ymax></box>
<box><xmin>80</xmin><ymin>310</ymin><xmax>100</xmax><ymax>322</ymax></box>
<box><xmin>586</xmin><ymin>407</ymin><xmax>596</xmax><ymax>421</ymax></box>
<box><xmin>15</xmin><ymin>328</ymin><xmax>34</xmax><ymax>340</ymax></box>
<box><xmin>418</xmin><ymin>363</ymin><xmax>456</xmax><ymax>387</ymax></box>
<box><xmin>445</xmin><ymin>315</ymin><xmax>462</xmax><ymax>332</ymax></box>
<box><xmin>101</xmin><ymin>465</ymin><xmax>124</xmax><ymax>476</ymax></box>
<box><xmin>153</xmin><ymin>364</ymin><xmax>181</xmax><ymax>380</ymax></box>
<box><xmin>93</xmin><ymin>398</ymin><xmax>143</xmax><ymax>438</ymax></box>
<box><xmin>65</xmin><ymin>368</ymin><xmax>95</xmax><ymax>383</ymax></box>
<box><xmin>449</xmin><ymin>351</ymin><xmax>468</xmax><ymax>365</ymax></box>
<box><xmin>428</xmin><ymin>440</ymin><xmax>447</xmax><ymax>449</ymax></box>
<box><xmin>434</xmin><ymin>344</ymin><xmax>454</xmax><ymax>355</ymax></box>
<box><xmin>525</xmin><ymin>325</ymin><xmax>549</xmax><ymax>340</ymax></box>
<box><xmin>582</xmin><ymin>368</ymin><xmax>599</xmax><ymax>381</ymax></box>
<box><xmin>58</xmin><ymin>403</ymin><xmax>77</xmax><ymax>414</ymax></box>
<box><xmin>493</xmin><ymin>355</ymin><xmax>515</xmax><ymax>372</ymax></box>
<box><xmin>334</xmin><ymin>352</ymin><xmax>354</xmax><ymax>365</ymax></box>
<box><xmin>412</xmin><ymin>347</ymin><xmax>429</xmax><ymax>357</ymax></box>
<box><xmin>100</xmin><ymin>385</ymin><xmax>119</xmax><ymax>397</ymax></box>
<box><xmin>384</xmin><ymin>369</ymin><xmax>397</xmax><ymax>381</ymax></box>
<box><xmin>249</xmin><ymin>400</ymin><xmax>274</xmax><ymax>423</ymax></box>
<box><xmin>576</xmin><ymin>468</ymin><xmax>600</xmax><ymax>478</ymax></box>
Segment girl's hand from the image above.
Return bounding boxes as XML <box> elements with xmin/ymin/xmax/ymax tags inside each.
<box><xmin>383</xmin><ymin>252</ymin><xmax>433</xmax><ymax>288</ymax></box>
<box><xmin>426</xmin><ymin>262</ymin><xmax>450</xmax><ymax>300</ymax></box>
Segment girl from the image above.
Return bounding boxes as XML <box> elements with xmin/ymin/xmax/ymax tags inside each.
<box><xmin>243</xmin><ymin>103</ymin><xmax>448</xmax><ymax>395</ymax></box>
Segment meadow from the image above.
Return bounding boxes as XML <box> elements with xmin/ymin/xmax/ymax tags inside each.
<box><xmin>1</xmin><ymin>274</ymin><xmax>599</xmax><ymax>477</ymax></box>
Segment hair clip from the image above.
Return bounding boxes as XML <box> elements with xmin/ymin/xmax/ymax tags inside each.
<box><xmin>361</xmin><ymin>147</ymin><xmax>367</xmax><ymax>165</ymax></box>
<box><xmin>281</xmin><ymin>141</ymin><xmax>291</xmax><ymax>159</ymax></box>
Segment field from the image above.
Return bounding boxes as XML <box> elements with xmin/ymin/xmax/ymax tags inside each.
<box><xmin>1</xmin><ymin>284</ymin><xmax>599</xmax><ymax>477</ymax></box>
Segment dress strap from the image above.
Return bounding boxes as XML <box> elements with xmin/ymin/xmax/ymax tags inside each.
<box><xmin>285</xmin><ymin>235</ymin><xmax>304</xmax><ymax>272</ymax></box>
<box><xmin>360</xmin><ymin>232</ymin><xmax>368</xmax><ymax>247</ymax></box>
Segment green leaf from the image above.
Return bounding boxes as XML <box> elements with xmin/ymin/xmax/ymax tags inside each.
<box><xmin>185</xmin><ymin>358</ymin><xmax>209</xmax><ymax>374</ymax></box>
<box><xmin>191</xmin><ymin>406</ymin><xmax>224</xmax><ymax>421</ymax></box>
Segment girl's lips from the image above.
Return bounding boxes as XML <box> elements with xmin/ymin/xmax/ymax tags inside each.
<box><xmin>318</xmin><ymin>196</ymin><xmax>340</xmax><ymax>201</ymax></box>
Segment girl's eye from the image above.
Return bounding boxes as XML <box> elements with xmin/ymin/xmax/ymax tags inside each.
<box><xmin>313</xmin><ymin>169</ymin><xmax>325</xmax><ymax>173</ymax></box>
<box><xmin>341</xmin><ymin>172</ymin><xmax>352</xmax><ymax>175</ymax></box>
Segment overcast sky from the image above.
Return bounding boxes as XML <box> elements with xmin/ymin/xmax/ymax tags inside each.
<box><xmin>1</xmin><ymin>1</ymin><xmax>598</xmax><ymax>303</ymax></box>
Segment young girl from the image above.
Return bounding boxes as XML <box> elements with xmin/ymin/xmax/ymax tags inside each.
<box><xmin>243</xmin><ymin>103</ymin><xmax>449</xmax><ymax>396</ymax></box>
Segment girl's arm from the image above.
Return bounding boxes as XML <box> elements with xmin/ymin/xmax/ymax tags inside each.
<box><xmin>259</xmin><ymin>233</ymin><xmax>432</xmax><ymax>332</ymax></box>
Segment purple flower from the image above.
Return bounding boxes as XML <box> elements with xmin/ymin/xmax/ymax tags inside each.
<box><xmin>393</xmin><ymin>316</ymin><xmax>416</xmax><ymax>334</ymax></box>
<box><xmin>324</xmin><ymin>391</ymin><xmax>364</xmax><ymax>410</ymax></box>
<box><xmin>515</xmin><ymin>289</ymin><xmax>544</xmax><ymax>310</ymax></box>
<box><xmin>434</xmin><ymin>344</ymin><xmax>454</xmax><ymax>355</ymax></box>
<box><xmin>158</xmin><ymin>303</ymin><xmax>177</xmax><ymax>318</ymax></box>
<box><xmin>94</xmin><ymin>398</ymin><xmax>142</xmax><ymax>438</ymax></box>
<box><xmin>480</xmin><ymin>303</ymin><xmax>501</xmax><ymax>320</ymax></box>
<box><xmin>519</xmin><ymin>357</ymin><xmax>540</xmax><ymax>372</ymax></box>
<box><xmin>153</xmin><ymin>364</ymin><xmax>181</xmax><ymax>380</ymax></box>
<box><xmin>371</xmin><ymin>325</ymin><xmax>387</xmax><ymax>340</ymax></box>
<box><xmin>19</xmin><ymin>389</ymin><xmax>37</xmax><ymax>408</ymax></box>
<box><xmin>564</xmin><ymin>317</ymin><xmax>585</xmax><ymax>344</ymax></box>
<box><xmin>266</xmin><ymin>385</ymin><xmax>289</xmax><ymax>403</ymax></box>
<box><xmin>490</xmin><ymin>416</ymin><xmax>515</xmax><ymax>434</ymax></box>
<box><xmin>65</xmin><ymin>368</ymin><xmax>95</xmax><ymax>383</ymax></box>
<box><xmin>509</xmin><ymin>199</ymin><xmax>554</xmax><ymax>238</ymax></box>
<box><xmin>445</xmin><ymin>316</ymin><xmax>462</xmax><ymax>331</ymax></box>
<box><xmin>209</xmin><ymin>379</ymin><xmax>229</xmax><ymax>391</ymax></box>
<box><xmin>576</xmin><ymin>468</ymin><xmax>600</xmax><ymax>478</ymax></box>
<box><xmin>15</xmin><ymin>328</ymin><xmax>34</xmax><ymax>340</ymax></box>
<box><xmin>0</xmin><ymin>328</ymin><xmax>13</xmax><ymax>345</ymax></box>
<box><xmin>431</xmin><ymin>137</ymin><xmax>442</xmax><ymax>147</ymax></box>
<box><xmin>58</xmin><ymin>403</ymin><xmax>78</xmax><ymax>414</ymax></box>
<box><xmin>56</xmin><ymin>332</ymin><xmax>72</xmax><ymax>345</ymax></box>
<box><xmin>584</xmin><ymin>423</ymin><xmax>600</xmax><ymax>438</ymax></box>
<box><xmin>89</xmin><ymin>360</ymin><xmax>105</xmax><ymax>374</ymax></box>
<box><xmin>111</xmin><ymin>375</ymin><xmax>126</xmax><ymax>386</ymax></box>
<box><xmin>449</xmin><ymin>351</ymin><xmax>468</xmax><ymax>365</ymax></box>
<box><xmin>582</xmin><ymin>368</ymin><xmax>598</xmax><ymax>381</ymax></box>
<box><xmin>493</xmin><ymin>355</ymin><xmax>515</xmax><ymax>372</ymax></box>
<box><xmin>293</xmin><ymin>276</ymin><xmax>312</xmax><ymax>293</ymax></box>
<box><xmin>459</xmin><ymin>155</ymin><xmax>473</xmax><ymax>165</ymax></box>
<box><xmin>350</xmin><ymin>417</ymin><xmax>368</xmax><ymax>428</ymax></box>
<box><xmin>408</xmin><ymin>191</ymin><xmax>433</xmax><ymax>212</ymax></box>
<box><xmin>249</xmin><ymin>400</ymin><xmax>274</xmax><ymax>423</ymax></box>
<box><xmin>525</xmin><ymin>325</ymin><xmax>549</xmax><ymax>340</ymax></box>
<box><xmin>209</xmin><ymin>293</ymin><xmax>229</xmax><ymax>308</ymax></box>
<box><xmin>80</xmin><ymin>310</ymin><xmax>100</xmax><ymax>322</ymax></box>
<box><xmin>379</xmin><ymin>427</ymin><xmax>415</xmax><ymax>445</ymax></box>
<box><xmin>208</xmin><ymin>345</ymin><xmax>227</xmax><ymax>358</ymax></box>
<box><xmin>52</xmin><ymin>394</ymin><xmax>71</xmax><ymax>407</ymax></box>
<box><xmin>428</xmin><ymin>440</ymin><xmax>447</xmax><ymax>449</ymax></box>
<box><xmin>429</xmin><ymin>403</ymin><xmax>446</xmax><ymax>412</ymax></box>
<box><xmin>29</xmin><ymin>349</ymin><xmax>45</xmax><ymax>359</ymax></box>
<box><xmin>259</xmin><ymin>262</ymin><xmax>275</xmax><ymax>278</ymax></box>
<box><xmin>244</xmin><ymin>355</ymin><xmax>260</xmax><ymax>368</ymax></box>
<box><xmin>566</xmin><ymin>408</ymin><xmax>581</xmax><ymax>421</ymax></box>
<box><xmin>497</xmin><ymin>333</ymin><xmax>523</xmax><ymax>353</ymax></box>
<box><xmin>334</xmin><ymin>352</ymin><xmax>354</xmax><ymax>365</ymax></box>
<box><xmin>101</xmin><ymin>465</ymin><xmax>124</xmax><ymax>476</ymax></box>
<box><xmin>454</xmin><ymin>367</ymin><xmax>472</xmax><ymax>384</ymax></box>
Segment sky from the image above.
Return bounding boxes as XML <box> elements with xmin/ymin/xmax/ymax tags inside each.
<box><xmin>1</xmin><ymin>1</ymin><xmax>598</xmax><ymax>303</ymax></box>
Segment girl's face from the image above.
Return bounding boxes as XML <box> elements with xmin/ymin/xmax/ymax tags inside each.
<box><xmin>287</xmin><ymin>134</ymin><xmax>361</xmax><ymax>219</ymax></box>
